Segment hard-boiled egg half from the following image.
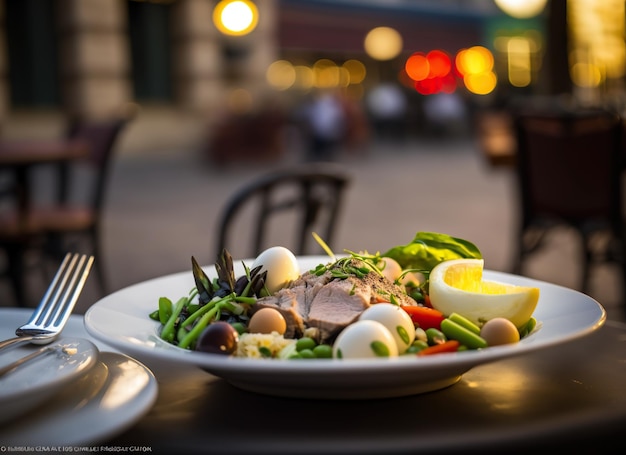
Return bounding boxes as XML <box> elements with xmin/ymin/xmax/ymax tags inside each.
<box><xmin>333</xmin><ymin>320</ymin><xmax>399</xmax><ymax>359</ymax></box>
<box><xmin>251</xmin><ymin>246</ymin><xmax>300</xmax><ymax>294</ymax></box>
<box><xmin>428</xmin><ymin>258</ymin><xmax>539</xmax><ymax>329</ymax></box>
<box><xmin>359</xmin><ymin>303</ymin><xmax>415</xmax><ymax>353</ymax></box>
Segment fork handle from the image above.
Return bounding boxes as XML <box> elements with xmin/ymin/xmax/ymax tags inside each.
<box><xmin>0</xmin><ymin>336</ymin><xmax>38</xmax><ymax>352</ymax></box>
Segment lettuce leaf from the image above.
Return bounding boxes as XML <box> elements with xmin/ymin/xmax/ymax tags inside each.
<box><xmin>382</xmin><ymin>231</ymin><xmax>482</xmax><ymax>272</ymax></box>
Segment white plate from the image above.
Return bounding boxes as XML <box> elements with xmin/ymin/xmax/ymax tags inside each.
<box><xmin>84</xmin><ymin>256</ymin><xmax>607</xmax><ymax>399</ymax></box>
<box><xmin>0</xmin><ymin>309</ymin><xmax>158</xmax><ymax>444</ymax></box>
<box><xmin>0</xmin><ymin>337</ymin><xmax>99</xmax><ymax>424</ymax></box>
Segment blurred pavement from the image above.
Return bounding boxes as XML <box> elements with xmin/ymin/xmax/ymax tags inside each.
<box><xmin>2</xmin><ymin>132</ymin><xmax>624</xmax><ymax>323</ymax></box>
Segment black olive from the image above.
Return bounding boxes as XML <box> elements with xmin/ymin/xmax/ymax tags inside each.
<box><xmin>195</xmin><ymin>321</ymin><xmax>239</xmax><ymax>355</ymax></box>
<box><xmin>233</xmin><ymin>275</ymin><xmax>249</xmax><ymax>295</ymax></box>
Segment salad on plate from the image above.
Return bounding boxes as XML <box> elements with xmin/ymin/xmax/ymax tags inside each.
<box><xmin>148</xmin><ymin>231</ymin><xmax>541</xmax><ymax>361</ymax></box>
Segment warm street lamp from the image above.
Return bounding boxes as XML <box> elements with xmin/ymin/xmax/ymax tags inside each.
<box><xmin>213</xmin><ymin>0</ymin><xmax>259</xmax><ymax>36</ymax></box>
<box><xmin>494</xmin><ymin>0</ymin><xmax>548</xmax><ymax>18</ymax></box>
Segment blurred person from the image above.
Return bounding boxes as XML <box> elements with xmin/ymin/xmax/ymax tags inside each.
<box><xmin>422</xmin><ymin>92</ymin><xmax>468</xmax><ymax>136</ymax></box>
<box><xmin>338</xmin><ymin>90</ymin><xmax>370</xmax><ymax>154</ymax></box>
<box><xmin>299</xmin><ymin>89</ymin><xmax>347</xmax><ymax>161</ymax></box>
<box><xmin>366</xmin><ymin>83</ymin><xmax>408</xmax><ymax>140</ymax></box>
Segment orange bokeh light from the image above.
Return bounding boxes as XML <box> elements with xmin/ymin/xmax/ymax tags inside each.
<box><xmin>426</xmin><ymin>50</ymin><xmax>452</xmax><ymax>78</ymax></box>
<box><xmin>403</xmin><ymin>46</ymin><xmax>495</xmax><ymax>95</ymax></box>
<box><xmin>405</xmin><ymin>52</ymin><xmax>430</xmax><ymax>81</ymax></box>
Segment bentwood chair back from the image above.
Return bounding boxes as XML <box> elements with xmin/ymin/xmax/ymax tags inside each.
<box><xmin>0</xmin><ymin>107</ymin><xmax>134</xmax><ymax>306</ymax></box>
<box><xmin>42</xmin><ymin>109</ymin><xmax>135</xmax><ymax>293</ymax></box>
<box><xmin>512</xmin><ymin>105</ymin><xmax>625</xmax><ymax>301</ymax></box>
<box><xmin>214</xmin><ymin>163</ymin><xmax>351</xmax><ymax>261</ymax></box>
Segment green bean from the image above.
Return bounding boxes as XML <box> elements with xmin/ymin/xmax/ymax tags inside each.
<box><xmin>440</xmin><ymin>318</ymin><xmax>487</xmax><ymax>349</ymax></box>
<box><xmin>176</xmin><ymin>325</ymin><xmax>189</xmax><ymax>343</ymax></box>
<box><xmin>182</xmin><ymin>294</ymin><xmax>232</xmax><ymax>329</ymax></box>
<box><xmin>158</xmin><ymin>297</ymin><xmax>173</xmax><ymax>324</ymax></box>
<box><xmin>448</xmin><ymin>312</ymin><xmax>481</xmax><ymax>335</ymax></box>
<box><xmin>519</xmin><ymin>317</ymin><xmax>537</xmax><ymax>338</ymax></box>
<box><xmin>160</xmin><ymin>296</ymin><xmax>188</xmax><ymax>343</ymax></box>
<box><xmin>425</xmin><ymin>328</ymin><xmax>447</xmax><ymax>345</ymax></box>
<box><xmin>178</xmin><ymin>303</ymin><xmax>222</xmax><ymax>349</ymax></box>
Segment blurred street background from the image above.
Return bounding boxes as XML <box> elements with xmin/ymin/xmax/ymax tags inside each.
<box><xmin>0</xmin><ymin>0</ymin><xmax>624</xmax><ymax>322</ymax></box>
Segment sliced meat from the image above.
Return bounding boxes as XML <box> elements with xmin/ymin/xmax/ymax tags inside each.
<box><xmin>253</xmin><ymin>287</ymin><xmax>307</xmax><ymax>338</ymax></box>
<box><xmin>253</xmin><ymin>257</ymin><xmax>418</xmax><ymax>343</ymax></box>
<box><xmin>306</xmin><ymin>277</ymin><xmax>372</xmax><ymax>342</ymax></box>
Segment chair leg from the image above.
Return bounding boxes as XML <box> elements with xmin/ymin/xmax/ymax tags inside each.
<box><xmin>581</xmin><ymin>233</ymin><xmax>593</xmax><ymax>296</ymax></box>
<box><xmin>90</xmin><ymin>228</ymin><xmax>108</xmax><ymax>295</ymax></box>
<box><xmin>6</xmin><ymin>246</ymin><xmax>27</xmax><ymax>307</ymax></box>
<box><xmin>619</xmin><ymin>234</ymin><xmax>626</xmax><ymax>317</ymax></box>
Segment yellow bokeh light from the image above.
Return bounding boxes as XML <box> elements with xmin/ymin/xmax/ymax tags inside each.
<box><xmin>294</xmin><ymin>65</ymin><xmax>315</xmax><ymax>90</ymax></box>
<box><xmin>463</xmin><ymin>71</ymin><xmax>497</xmax><ymax>95</ymax></box>
<box><xmin>507</xmin><ymin>37</ymin><xmax>532</xmax><ymax>87</ymax></box>
<box><xmin>266</xmin><ymin>60</ymin><xmax>296</xmax><ymax>90</ymax></box>
<box><xmin>313</xmin><ymin>59</ymin><xmax>340</xmax><ymax>88</ymax></box>
<box><xmin>494</xmin><ymin>0</ymin><xmax>547</xmax><ymax>18</ymax></box>
<box><xmin>213</xmin><ymin>0</ymin><xmax>259</xmax><ymax>36</ymax></box>
<box><xmin>456</xmin><ymin>46</ymin><xmax>494</xmax><ymax>76</ymax></box>
<box><xmin>364</xmin><ymin>27</ymin><xmax>403</xmax><ymax>61</ymax></box>
<box><xmin>571</xmin><ymin>62</ymin><xmax>603</xmax><ymax>88</ymax></box>
<box><xmin>343</xmin><ymin>59</ymin><xmax>367</xmax><ymax>84</ymax></box>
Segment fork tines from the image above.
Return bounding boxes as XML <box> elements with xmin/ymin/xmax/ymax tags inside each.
<box><xmin>29</xmin><ymin>253</ymin><xmax>95</xmax><ymax>329</ymax></box>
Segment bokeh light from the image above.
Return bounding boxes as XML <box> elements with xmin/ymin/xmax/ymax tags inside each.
<box><xmin>343</xmin><ymin>59</ymin><xmax>367</xmax><ymax>84</ymax></box>
<box><xmin>494</xmin><ymin>0</ymin><xmax>547</xmax><ymax>19</ymax></box>
<box><xmin>405</xmin><ymin>49</ymin><xmax>456</xmax><ymax>94</ymax></box>
<box><xmin>571</xmin><ymin>62</ymin><xmax>603</xmax><ymax>88</ymax></box>
<box><xmin>364</xmin><ymin>27</ymin><xmax>403</xmax><ymax>61</ymax></box>
<box><xmin>313</xmin><ymin>59</ymin><xmax>342</xmax><ymax>88</ymax></box>
<box><xmin>456</xmin><ymin>46</ymin><xmax>494</xmax><ymax>76</ymax></box>
<box><xmin>266</xmin><ymin>60</ymin><xmax>296</xmax><ymax>90</ymax></box>
<box><xmin>405</xmin><ymin>53</ymin><xmax>430</xmax><ymax>81</ymax></box>
<box><xmin>294</xmin><ymin>65</ymin><xmax>315</xmax><ymax>90</ymax></box>
<box><xmin>213</xmin><ymin>0</ymin><xmax>259</xmax><ymax>36</ymax></box>
<box><xmin>427</xmin><ymin>50</ymin><xmax>452</xmax><ymax>78</ymax></box>
<box><xmin>455</xmin><ymin>46</ymin><xmax>496</xmax><ymax>95</ymax></box>
<box><xmin>463</xmin><ymin>72</ymin><xmax>497</xmax><ymax>95</ymax></box>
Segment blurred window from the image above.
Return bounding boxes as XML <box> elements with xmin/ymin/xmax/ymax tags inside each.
<box><xmin>128</xmin><ymin>0</ymin><xmax>173</xmax><ymax>102</ymax></box>
<box><xmin>5</xmin><ymin>0</ymin><xmax>60</xmax><ymax>108</ymax></box>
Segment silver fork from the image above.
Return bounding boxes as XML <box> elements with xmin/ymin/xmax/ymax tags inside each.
<box><xmin>0</xmin><ymin>253</ymin><xmax>94</xmax><ymax>351</ymax></box>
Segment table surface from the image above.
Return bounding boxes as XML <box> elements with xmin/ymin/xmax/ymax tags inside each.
<box><xmin>1</xmin><ymin>308</ymin><xmax>623</xmax><ymax>453</ymax></box>
<box><xmin>101</xmin><ymin>319</ymin><xmax>626</xmax><ymax>454</ymax></box>
<box><xmin>0</xmin><ymin>138</ymin><xmax>88</xmax><ymax>166</ymax></box>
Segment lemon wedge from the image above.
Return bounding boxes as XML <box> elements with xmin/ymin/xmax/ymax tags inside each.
<box><xmin>428</xmin><ymin>259</ymin><xmax>539</xmax><ymax>329</ymax></box>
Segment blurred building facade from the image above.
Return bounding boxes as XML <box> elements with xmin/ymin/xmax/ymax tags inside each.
<box><xmin>0</xmin><ymin>0</ymin><xmax>624</xmax><ymax>155</ymax></box>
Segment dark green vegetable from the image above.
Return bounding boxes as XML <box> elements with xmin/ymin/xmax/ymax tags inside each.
<box><xmin>158</xmin><ymin>297</ymin><xmax>173</xmax><ymax>325</ymax></box>
<box><xmin>160</xmin><ymin>296</ymin><xmax>188</xmax><ymax>343</ymax></box>
<box><xmin>383</xmin><ymin>231</ymin><xmax>482</xmax><ymax>274</ymax></box>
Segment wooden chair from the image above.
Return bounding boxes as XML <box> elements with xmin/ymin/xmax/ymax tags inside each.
<box><xmin>512</xmin><ymin>105</ymin><xmax>625</xmax><ymax>302</ymax></box>
<box><xmin>0</xmin><ymin>107</ymin><xmax>134</xmax><ymax>306</ymax></box>
<box><xmin>214</xmin><ymin>162</ymin><xmax>351</xmax><ymax>260</ymax></box>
